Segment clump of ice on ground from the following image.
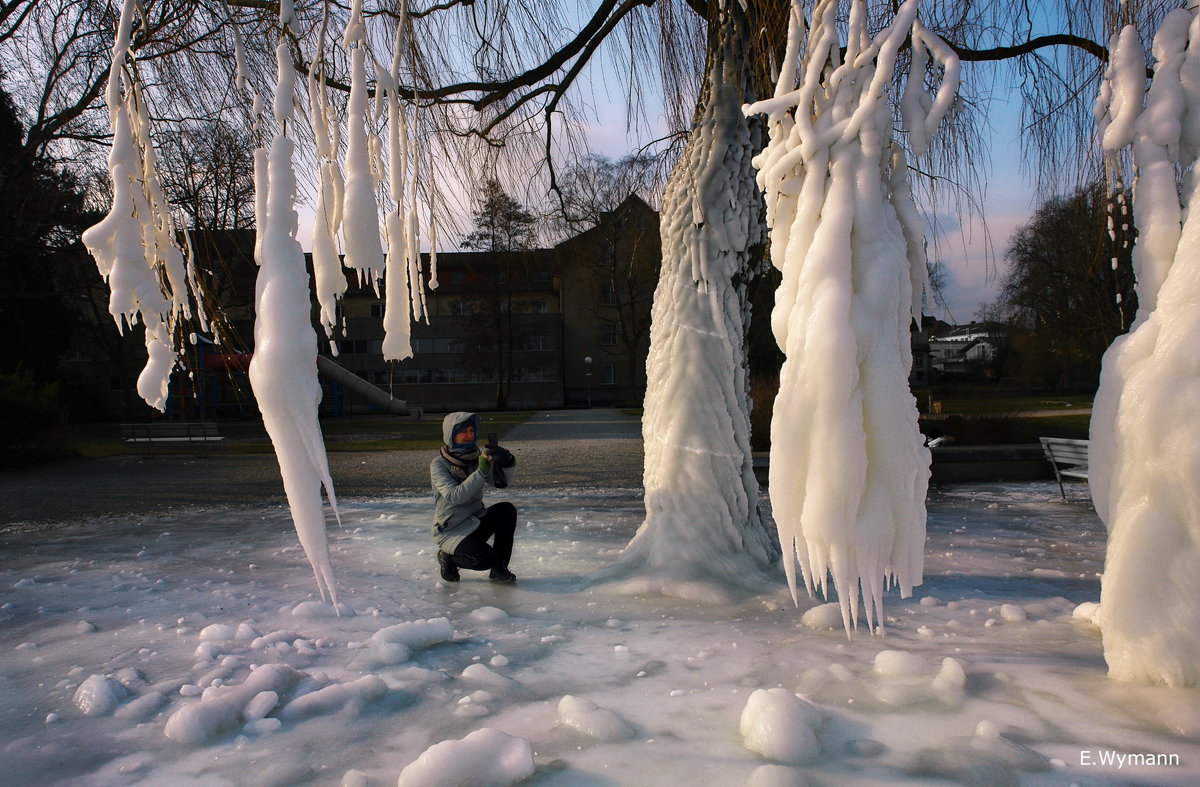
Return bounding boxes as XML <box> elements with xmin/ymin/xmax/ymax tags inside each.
<box><xmin>1091</xmin><ymin>7</ymin><xmax>1200</xmax><ymax>687</ymax></box>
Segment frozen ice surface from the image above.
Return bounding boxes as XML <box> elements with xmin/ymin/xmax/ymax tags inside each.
<box><xmin>1</xmin><ymin>483</ymin><xmax>1199</xmax><ymax>785</ymax></box>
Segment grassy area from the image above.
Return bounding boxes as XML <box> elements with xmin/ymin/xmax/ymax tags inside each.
<box><xmin>923</xmin><ymin>395</ymin><xmax>1093</xmax><ymax>415</ymax></box>
<box><xmin>52</xmin><ymin>411</ymin><xmax>536</xmax><ymax>459</ymax></box>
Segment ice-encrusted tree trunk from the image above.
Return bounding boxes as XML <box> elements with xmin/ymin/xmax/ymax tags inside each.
<box><xmin>592</xmin><ymin>2</ymin><xmax>780</xmax><ymax>602</ymax></box>
<box><xmin>747</xmin><ymin>0</ymin><xmax>958</xmax><ymax>632</ymax></box>
<box><xmin>1091</xmin><ymin>8</ymin><xmax>1200</xmax><ymax>687</ymax></box>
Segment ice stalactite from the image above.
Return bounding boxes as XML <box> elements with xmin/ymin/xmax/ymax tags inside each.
<box><xmin>340</xmin><ymin>0</ymin><xmax>386</xmax><ymax>293</ymax></box>
<box><xmin>308</xmin><ymin>62</ymin><xmax>347</xmax><ymax>343</ymax></box>
<box><xmin>746</xmin><ymin>0</ymin><xmax>957</xmax><ymax>633</ymax></box>
<box><xmin>248</xmin><ymin>16</ymin><xmax>340</xmax><ymax>606</ymax></box>
<box><xmin>592</xmin><ymin>2</ymin><xmax>779</xmax><ymax>603</ymax></box>
<box><xmin>379</xmin><ymin>13</ymin><xmax>414</xmax><ymax>362</ymax></box>
<box><xmin>1091</xmin><ymin>8</ymin><xmax>1200</xmax><ymax>687</ymax></box>
<box><xmin>81</xmin><ymin>0</ymin><xmax>189</xmax><ymax>412</ymax></box>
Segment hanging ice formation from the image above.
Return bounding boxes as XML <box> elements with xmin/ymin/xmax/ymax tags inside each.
<box><xmin>81</xmin><ymin>0</ymin><xmax>191</xmax><ymax>411</ymax></box>
<box><xmin>593</xmin><ymin>3</ymin><xmax>779</xmax><ymax>603</ymax></box>
<box><xmin>378</xmin><ymin>1</ymin><xmax>428</xmax><ymax>362</ymax></box>
<box><xmin>340</xmin><ymin>0</ymin><xmax>387</xmax><ymax>294</ymax></box>
<box><xmin>1090</xmin><ymin>8</ymin><xmax>1200</xmax><ymax>687</ymax></box>
<box><xmin>746</xmin><ymin>0</ymin><xmax>958</xmax><ymax>633</ymax></box>
<box><xmin>307</xmin><ymin>19</ymin><xmax>347</xmax><ymax>344</ymax></box>
<box><xmin>247</xmin><ymin>0</ymin><xmax>341</xmax><ymax>606</ymax></box>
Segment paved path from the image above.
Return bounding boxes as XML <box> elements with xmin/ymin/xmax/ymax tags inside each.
<box><xmin>0</xmin><ymin>409</ymin><xmax>644</xmax><ymax>529</ymax></box>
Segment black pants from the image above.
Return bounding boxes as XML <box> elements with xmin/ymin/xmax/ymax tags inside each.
<box><xmin>451</xmin><ymin>502</ymin><xmax>516</xmax><ymax>572</ymax></box>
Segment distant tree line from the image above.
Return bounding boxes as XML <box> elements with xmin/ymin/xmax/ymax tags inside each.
<box><xmin>980</xmin><ymin>184</ymin><xmax>1136</xmax><ymax>391</ymax></box>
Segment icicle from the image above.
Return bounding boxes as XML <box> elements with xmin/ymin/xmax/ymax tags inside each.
<box><xmin>380</xmin><ymin>23</ymin><xmax>413</xmax><ymax>362</ymax></box>
<box><xmin>340</xmin><ymin>3</ymin><xmax>386</xmax><ymax>290</ymax></box>
<box><xmin>307</xmin><ymin>63</ymin><xmax>347</xmax><ymax>338</ymax></box>
<box><xmin>247</xmin><ymin>26</ymin><xmax>341</xmax><ymax>607</ymax></box>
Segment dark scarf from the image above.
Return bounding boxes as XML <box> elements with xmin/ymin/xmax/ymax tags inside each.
<box><xmin>440</xmin><ymin>444</ymin><xmax>480</xmax><ymax>482</ymax></box>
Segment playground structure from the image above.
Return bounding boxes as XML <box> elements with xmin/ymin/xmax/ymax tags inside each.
<box><xmin>189</xmin><ymin>345</ymin><xmax>421</xmax><ymax>420</ymax></box>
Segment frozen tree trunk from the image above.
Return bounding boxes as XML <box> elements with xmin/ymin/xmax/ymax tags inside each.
<box><xmin>592</xmin><ymin>3</ymin><xmax>779</xmax><ymax>602</ymax></box>
<box><xmin>1091</xmin><ymin>10</ymin><xmax>1200</xmax><ymax>687</ymax></box>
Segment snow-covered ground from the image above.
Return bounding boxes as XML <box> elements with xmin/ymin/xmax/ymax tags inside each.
<box><xmin>3</xmin><ymin>482</ymin><xmax>1199</xmax><ymax>786</ymax></box>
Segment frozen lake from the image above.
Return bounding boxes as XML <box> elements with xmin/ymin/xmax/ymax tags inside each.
<box><xmin>2</xmin><ymin>482</ymin><xmax>1198</xmax><ymax>786</ymax></box>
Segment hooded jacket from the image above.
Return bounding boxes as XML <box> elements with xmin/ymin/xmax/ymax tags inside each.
<box><xmin>430</xmin><ymin>412</ymin><xmax>489</xmax><ymax>552</ymax></box>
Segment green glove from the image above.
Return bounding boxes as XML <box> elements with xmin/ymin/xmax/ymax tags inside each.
<box><xmin>478</xmin><ymin>454</ymin><xmax>493</xmax><ymax>476</ymax></box>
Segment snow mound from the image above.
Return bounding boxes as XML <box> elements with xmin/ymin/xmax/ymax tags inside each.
<box><xmin>396</xmin><ymin>728</ymin><xmax>534</xmax><ymax>787</ymax></box>
<box><xmin>292</xmin><ymin>600</ymin><xmax>356</xmax><ymax>618</ymax></box>
<box><xmin>800</xmin><ymin>603</ymin><xmax>843</xmax><ymax>630</ymax></box>
<box><xmin>911</xmin><ymin>721</ymin><xmax>1051</xmax><ymax>783</ymax></box>
<box><xmin>370</xmin><ymin>617</ymin><xmax>453</xmax><ymax>649</ymax></box>
<box><xmin>199</xmin><ymin>624</ymin><xmax>238</xmax><ymax>642</ymax></box>
<box><xmin>279</xmin><ymin>675</ymin><xmax>387</xmax><ymax>721</ymax></box>
<box><xmin>461</xmin><ymin>663</ymin><xmax>518</xmax><ymax>689</ymax></box>
<box><xmin>163</xmin><ymin>663</ymin><xmax>299</xmax><ymax>744</ymax></box>
<box><xmin>74</xmin><ymin>674</ymin><xmax>130</xmax><ymax>717</ymax></box>
<box><xmin>1072</xmin><ymin>602</ymin><xmax>1100</xmax><ymax>626</ymax></box>
<box><xmin>470</xmin><ymin>606</ymin><xmax>508</xmax><ymax>623</ymax></box>
<box><xmin>868</xmin><ymin>652</ymin><xmax>967</xmax><ymax>708</ymax></box>
<box><xmin>739</xmin><ymin>688</ymin><xmax>823</xmax><ymax>764</ymax></box>
<box><xmin>557</xmin><ymin>695</ymin><xmax>636</xmax><ymax>741</ymax></box>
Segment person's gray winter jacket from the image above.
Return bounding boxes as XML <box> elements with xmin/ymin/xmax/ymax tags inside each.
<box><xmin>430</xmin><ymin>412</ymin><xmax>489</xmax><ymax>553</ymax></box>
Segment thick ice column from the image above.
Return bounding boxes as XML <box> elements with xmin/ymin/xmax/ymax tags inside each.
<box><xmin>593</xmin><ymin>2</ymin><xmax>779</xmax><ymax>603</ymax></box>
<box><xmin>1091</xmin><ymin>10</ymin><xmax>1200</xmax><ymax>687</ymax></box>
<box><xmin>746</xmin><ymin>0</ymin><xmax>955</xmax><ymax>633</ymax></box>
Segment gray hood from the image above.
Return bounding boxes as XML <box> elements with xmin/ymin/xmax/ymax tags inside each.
<box><xmin>441</xmin><ymin>411</ymin><xmax>479</xmax><ymax>448</ymax></box>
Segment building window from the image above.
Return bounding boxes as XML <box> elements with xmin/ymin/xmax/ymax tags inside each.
<box><xmin>449</xmin><ymin>299</ymin><xmax>468</xmax><ymax>315</ymax></box>
<box><xmin>600</xmin><ymin>363</ymin><xmax>616</xmax><ymax>386</ymax></box>
<box><xmin>401</xmin><ymin>368</ymin><xmax>432</xmax><ymax>384</ymax></box>
<box><xmin>528</xmin><ymin>299</ymin><xmax>548</xmax><ymax>314</ymax></box>
<box><xmin>520</xmin><ymin>335</ymin><xmax>554</xmax><ymax>352</ymax></box>
<box><xmin>531</xmin><ymin>269</ymin><xmax>552</xmax><ymax>289</ymax></box>
<box><xmin>434</xmin><ymin>337</ymin><xmax>465</xmax><ymax>353</ymax></box>
<box><xmin>599</xmin><ymin>322</ymin><xmax>618</xmax><ymax>346</ymax></box>
<box><xmin>512</xmin><ymin>366</ymin><xmax>557</xmax><ymax>383</ymax></box>
<box><xmin>449</xmin><ymin>271</ymin><xmax>466</xmax><ymax>286</ymax></box>
<box><xmin>600</xmin><ymin>283</ymin><xmax>616</xmax><ymax>306</ymax></box>
<box><xmin>369</xmin><ymin>302</ymin><xmax>385</xmax><ymax>318</ymax></box>
<box><xmin>338</xmin><ymin>339</ymin><xmax>374</xmax><ymax>355</ymax></box>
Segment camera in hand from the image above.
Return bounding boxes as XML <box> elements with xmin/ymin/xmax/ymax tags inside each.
<box><xmin>484</xmin><ymin>432</ymin><xmax>516</xmax><ymax>488</ymax></box>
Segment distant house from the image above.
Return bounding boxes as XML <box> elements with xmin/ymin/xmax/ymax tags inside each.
<box><xmin>928</xmin><ymin>322</ymin><xmax>1008</xmax><ymax>379</ymax></box>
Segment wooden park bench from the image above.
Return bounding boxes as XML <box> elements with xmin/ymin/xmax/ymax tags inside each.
<box><xmin>119</xmin><ymin>421</ymin><xmax>225</xmax><ymax>456</ymax></box>
<box><xmin>1039</xmin><ymin>437</ymin><xmax>1089</xmax><ymax>500</ymax></box>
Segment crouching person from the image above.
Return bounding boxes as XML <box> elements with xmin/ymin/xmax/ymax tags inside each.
<box><xmin>431</xmin><ymin>412</ymin><xmax>517</xmax><ymax>584</ymax></box>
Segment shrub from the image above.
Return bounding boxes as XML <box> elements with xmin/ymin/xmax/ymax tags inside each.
<box><xmin>0</xmin><ymin>370</ymin><xmax>68</xmax><ymax>457</ymax></box>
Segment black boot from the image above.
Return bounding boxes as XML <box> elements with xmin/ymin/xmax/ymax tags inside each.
<box><xmin>437</xmin><ymin>551</ymin><xmax>460</xmax><ymax>582</ymax></box>
<box><xmin>489</xmin><ymin>566</ymin><xmax>516</xmax><ymax>584</ymax></box>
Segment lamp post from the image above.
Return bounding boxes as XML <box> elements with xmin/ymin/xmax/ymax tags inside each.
<box><xmin>584</xmin><ymin>356</ymin><xmax>592</xmax><ymax>409</ymax></box>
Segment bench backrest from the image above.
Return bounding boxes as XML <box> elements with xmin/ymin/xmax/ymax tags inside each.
<box><xmin>1039</xmin><ymin>437</ymin><xmax>1088</xmax><ymax>467</ymax></box>
<box><xmin>120</xmin><ymin>422</ymin><xmax>220</xmax><ymax>438</ymax></box>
